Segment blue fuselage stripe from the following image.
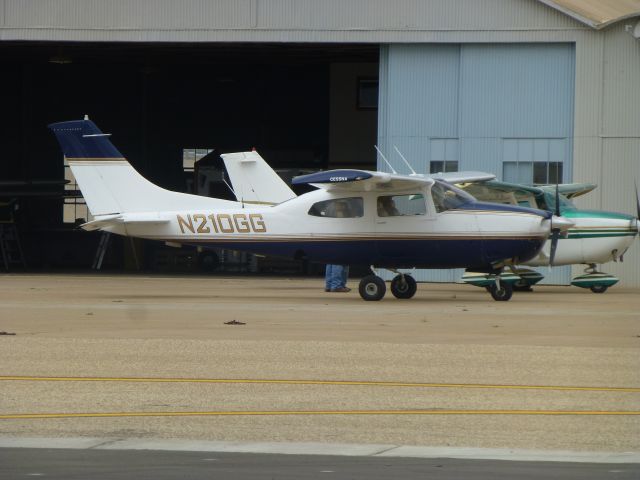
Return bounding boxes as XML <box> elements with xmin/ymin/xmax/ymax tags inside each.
<box><xmin>184</xmin><ymin>238</ymin><xmax>545</xmax><ymax>268</ymax></box>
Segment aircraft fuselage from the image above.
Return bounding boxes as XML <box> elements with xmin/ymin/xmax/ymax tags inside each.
<box><xmin>111</xmin><ymin>189</ymin><xmax>550</xmax><ymax>270</ymax></box>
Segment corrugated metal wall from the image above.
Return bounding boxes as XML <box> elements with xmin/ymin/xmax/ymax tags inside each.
<box><xmin>571</xmin><ymin>23</ymin><xmax>640</xmax><ymax>287</ymax></box>
<box><xmin>0</xmin><ymin>0</ymin><xmax>586</xmax><ymax>42</ymax></box>
<box><xmin>378</xmin><ymin>43</ymin><xmax>575</xmax><ymax>284</ymax></box>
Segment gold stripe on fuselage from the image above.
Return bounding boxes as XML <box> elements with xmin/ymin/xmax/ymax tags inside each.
<box><xmin>154</xmin><ymin>234</ymin><xmax>547</xmax><ymax>243</ymax></box>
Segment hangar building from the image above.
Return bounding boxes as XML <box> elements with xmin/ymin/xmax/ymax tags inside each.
<box><xmin>1</xmin><ymin>0</ymin><xmax>639</xmax><ymax>286</ymax></box>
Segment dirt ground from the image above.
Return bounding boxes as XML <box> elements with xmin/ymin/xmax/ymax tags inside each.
<box><xmin>1</xmin><ymin>274</ymin><xmax>639</xmax><ymax>452</ymax></box>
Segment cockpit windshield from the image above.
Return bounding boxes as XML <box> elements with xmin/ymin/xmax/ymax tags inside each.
<box><xmin>539</xmin><ymin>191</ymin><xmax>577</xmax><ymax>213</ymax></box>
<box><xmin>431</xmin><ymin>180</ymin><xmax>475</xmax><ymax>213</ymax></box>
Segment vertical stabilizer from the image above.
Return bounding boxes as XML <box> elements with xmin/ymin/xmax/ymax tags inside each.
<box><xmin>221</xmin><ymin>151</ymin><xmax>296</xmax><ymax>205</ymax></box>
<box><xmin>49</xmin><ymin>119</ymin><xmax>237</xmax><ymax>215</ymax></box>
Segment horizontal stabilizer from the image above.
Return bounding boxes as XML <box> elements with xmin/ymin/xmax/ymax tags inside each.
<box><xmin>81</xmin><ymin>213</ymin><xmax>171</xmax><ymax>231</ymax></box>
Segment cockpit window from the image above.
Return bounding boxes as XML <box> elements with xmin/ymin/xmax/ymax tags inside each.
<box><xmin>377</xmin><ymin>194</ymin><xmax>426</xmax><ymax>216</ymax></box>
<box><xmin>308</xmin><ymin>197</ymin><xmax>364</xmax><ymax>218</ymax></box>
<box><xmin>538</xmin><ymin>191</ymin><xmax>577</xmax><ymax>213</ymax></box>
<box><xmin>431</xmin><ymin>180</ymin><xmax>474</xmax><ymax>213</ymax></box>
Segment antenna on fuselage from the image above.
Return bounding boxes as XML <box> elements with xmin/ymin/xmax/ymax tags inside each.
<box><xmin>393</xmin><ymin>145</ymin><xmax>418</xmax><ymax>176</ymax></box>
<box><xmin>374</xmin><ymin>145</ymin><xmax>397</xmax><ymax>174</ymax></box>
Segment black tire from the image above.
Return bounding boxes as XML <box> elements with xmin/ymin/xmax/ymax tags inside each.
<box><xmin>590</xmin><ymin>284</ymin><xmax>608</xmax><ymax>294</ymax></box>
<box><xmin>390</xmin><ymin>274</ymin><xmax>417</xmax><ymax>299</ymax></box>
<box><xmin>197</xmin><ymin>250</ymin><xmax>220</xmax><ymax>272</ymax></box>
<box><xmin>489</xmin><ymin>281</ymin><xmax>513</xmax><ymax>301</ymax></box>
<box><xmin>358</xmin><ymin>275</ymin><xmax>386</xmax><ymax>301</ymax></box>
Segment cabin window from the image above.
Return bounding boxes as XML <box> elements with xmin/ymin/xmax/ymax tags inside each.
<box><xmin>308</xmin><ymin>197</ymin><xmax>364</xmax><ymax>218</ymax></box>
<box><xmin>377</xmin><ymin>194</ymin><xmax>426</xmax><ymax>217</ymax></box>
<box><xmin>431</xmin><ymin>180</ymin><xmax>474</xmax><ymax>213</ymax></box>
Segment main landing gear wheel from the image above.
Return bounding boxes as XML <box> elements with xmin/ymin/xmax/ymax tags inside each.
<box><xmin>590</xmin><ymin>285</ymin><xmax>608</xmax><ymax>294</ymax></box>
<box><xmin>359</xmin><ymin>275</ymin><xmax>386</xmax><ymax>301</ymax></box>
<box><xmin>390</xmin><ymin>274</ymin><xmax>417</xmax><ymax>299</ymax></box>
<box><xmin>489</xmin><ymin>281</ymin><xmax>513</xmax><ymax>301</ymax></box>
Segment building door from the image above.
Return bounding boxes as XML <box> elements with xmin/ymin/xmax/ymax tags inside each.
<box><xmin>378</xmin><ymin>43</ymin><xmax>575</xmax><ymax>285</ymax></box>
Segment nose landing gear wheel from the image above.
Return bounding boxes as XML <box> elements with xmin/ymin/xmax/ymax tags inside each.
<box><xmin>358</xmin><ymin>275</ymin><xmax>386</xmax><ymax>301</ymax></box>
<box><xmin>489</xmin><ymin>281</ymin><xmax>513</xmax><ymax>301</ymax></box>
<box><xmin>390</xmin><ymin>274</ymin><xmax>417</xmax><ymax>299</ymax></box>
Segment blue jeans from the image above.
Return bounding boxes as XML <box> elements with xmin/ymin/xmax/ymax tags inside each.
<box><xmin>325</xmin><ymin>264</ymin><xmax>349</xmax><ymax>290</ymax></box>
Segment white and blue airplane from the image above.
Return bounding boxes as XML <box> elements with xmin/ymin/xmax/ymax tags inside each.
<box><xmin>49</xmin><ymin>118</ymin><xmax>574</xmax><ymax>302</ymax></box>
<box><xmin>222</xmin><ymin>150</ymin><xmax>640</xmax><ymax>294</ymax></box>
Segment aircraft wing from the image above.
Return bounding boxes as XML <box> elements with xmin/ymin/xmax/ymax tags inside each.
<box><xmin>431</xmin><ymin>171</ymin><xmax>496</xmax><ymax>184</ymax></box>
<box><xmin>292</xmin><ymin>169</ymin><xmax>433</xmax><ymax>192</ymax></box>
<box><xmin>221</xmin><ymin>151</ymin><xmax>297</xmax><ymax>205</ymax></box>
<box><xmin>470</xmin><ymin>180</ymin><xmax>545</xmax><ymax>195</ymax></box>
<box><xmin>540</xmin><ymin>183</ymin><xmax>597</xmax><ymax>199</ymax></box>
<box><xmin>467</xmin><ymin>180</ymin><xmax>597</xmax><ymax>199</ymax></box>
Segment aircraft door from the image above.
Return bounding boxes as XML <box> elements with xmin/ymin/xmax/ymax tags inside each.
<box><xmin>374</xmin><ymin>192</ymin><xmax>432</xmax><ymax>265</ymax></box>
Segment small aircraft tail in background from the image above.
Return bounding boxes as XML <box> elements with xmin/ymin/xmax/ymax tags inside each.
<box><xmin>221</xmin><ymin>151</ymin><xmax>297</xmax><ymax>205</ymax></box>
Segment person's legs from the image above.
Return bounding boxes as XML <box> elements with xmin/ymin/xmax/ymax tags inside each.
<box><xmin>324</xmin><ymin>264</ymin><xmax>333</xmax><ymax>291</ymax></box>
<box><xmin>327</xmin><ymin>264</ymin><xmax>344</xmax><ymax>291</ymax></box>
<box><xmin>340</xmin><ymin>265</ymin><xmax>350</xmax><ymax>288</ymax></box>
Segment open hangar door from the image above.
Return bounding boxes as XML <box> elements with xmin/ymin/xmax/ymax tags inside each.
<box><xmin>0</xmin><ymin>42</ymin><xmax>378</xmax><ymax>273</ymax></box>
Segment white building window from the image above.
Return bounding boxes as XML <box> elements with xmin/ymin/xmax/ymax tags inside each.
<box><xmin>502</xmin><ymin>138</ymin><xmax>564</xmax><ymax>184</ymax></box>
<box><xmin>429</xmin><ymin>138</ymin><xmax>458</xmax><ymax>173</ymax></box>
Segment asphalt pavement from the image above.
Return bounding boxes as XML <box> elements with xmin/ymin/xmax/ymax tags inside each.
<box><xmin>2</xmin><ymin>448</ymin><xmax>639</xmax><ymax>480</ymax></box>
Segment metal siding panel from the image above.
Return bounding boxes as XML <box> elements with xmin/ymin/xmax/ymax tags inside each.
<box><xmin>460</xmin><ymin>138</ymin><xmax>502</xmax><ymax>174</ymax></box>
<box><xmin>598</xmin><ymin>139</ymin><xmax>640</xmax><ymax>287</ymax></box>
<box><xmin>602</xmin><ymin>23</ymin><xmax>640</xmax><ymax>137</ymax></box>
<box><xmin>571</xmin><ymin>26</ymin><xmax>640</xmax><ymax>287</ymax></box>
<box><xmin>5</xmin><ymin>0</ymin><xmax>253</xmax><ymax>29</ymax></box>
<box><xmin>2</xmin><ymin>0</ymin><xmax>588</xmax><ymax>42</ymax></box>
<box><xmin>459</xmin><ymin>43</ymin><xmax>575</xmax><ymax>138</ymax></box>
<box><xmin>387</xmin><ymin>45</ymin><xmax>459</xmax><ymax>138</ymax></box>
<box><xmin>378</xmin><ymin>44</ymin><xmax>459</xmax><ymax>174</ymax></box>
<box><xmin>259</xmin><ymin>0</ymin><xmax>532</xmax><ymax>30</ymax></box>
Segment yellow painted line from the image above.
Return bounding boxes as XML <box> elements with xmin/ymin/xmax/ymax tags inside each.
<box><xmin>1</xmin><ymin>376</ymin><xmax>638</xmax><ymax>393</ymax></box>
<box><xmin>2</xmin><ymin>410</ymin><xmax>639</xmax><ymax>420</ymax></box>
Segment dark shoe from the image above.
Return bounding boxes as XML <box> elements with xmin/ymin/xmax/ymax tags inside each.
<box><xmin>330</xmin><ymin>287</ymin><xmax>351</xmax><ymax>293</ymax></box>
<box><xmin>324</xmin><ymin>288</ymin><xmax>330</xmax><ymax>292</ymax></box>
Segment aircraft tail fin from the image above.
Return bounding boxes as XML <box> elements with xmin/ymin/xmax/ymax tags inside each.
<box><xmin>49</xmin><ymin>119</ymin><xmax>237</xmax><ymax>216</ymax></box>
<box><xmin>221</xmin><ymin>151</ymin><xmax>297</xmax><ymax>205</ymax></box>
